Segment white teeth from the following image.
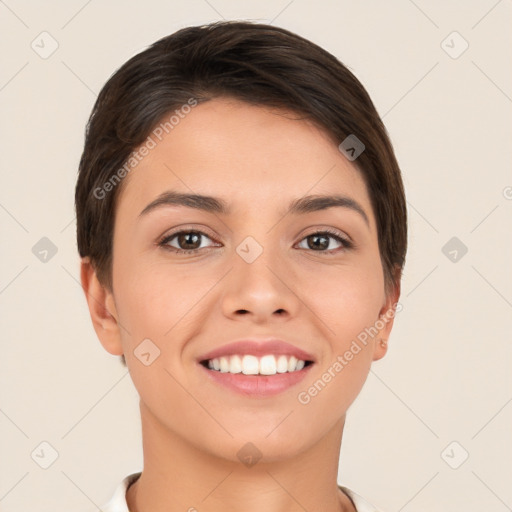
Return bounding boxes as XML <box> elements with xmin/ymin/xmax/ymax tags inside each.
<box><xmin>242</xmin><ymin>355</ymin><xmax>259</xmax><ymax>375</ymax></box>
<box><xmin>287</xmin><ymin>355</ymin><xmax>298</xmax><ymax>372</ymax></box>
<box><xmin>219</xmin><ymin>356</ymin><xmax>230</xmax><ymax>373</ymax></box>
<box><xmin>259</xmin><ymin>355</ymin><xmax>276</xmax><ymax>375</ymax></box>
<box><xmin>205</xmin><ymin>354</ymin><xmax>310</xmax><ymax>375</ymax></box>
<box><xmin>229</xmin><ymin>354</ymin><xmax>242</xmax><ymax>373</ymax></box>
<box><xmin>276</xmin><ymin>355</ymin><xmax>289</xmax><ymax>373</ymax></box>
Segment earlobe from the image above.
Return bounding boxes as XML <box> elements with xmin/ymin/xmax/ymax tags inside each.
<box><xmin>372</xmin><ymin>338</ymin><xmax>388</xmax><ymax>361</ymax></box>
<box><xmin>79</xmin><ymin>257</ymin><xmax>124</xmax><ymax>356</ymax></box>
<box><xmin>372</xmin><ymin>278</ymin><xmax>401</xmax><ymax>362</ymax></box>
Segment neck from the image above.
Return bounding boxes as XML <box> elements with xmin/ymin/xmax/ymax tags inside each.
<box><xmin>126</xmin><ymin>400</ymin><xmax>356</xmax><ymax>512</ymax></box>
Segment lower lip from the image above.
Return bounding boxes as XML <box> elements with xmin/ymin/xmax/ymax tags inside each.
<box><xmin>199</xmin><ymin>363</ymin><xmax>314</xmax><ymax>397</ymax></box>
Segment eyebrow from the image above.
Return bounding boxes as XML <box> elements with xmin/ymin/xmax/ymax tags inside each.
<box><xmin>138</xmin><ymin>191</ymin><xmax>369</xmax><ymax>226</ymax></box>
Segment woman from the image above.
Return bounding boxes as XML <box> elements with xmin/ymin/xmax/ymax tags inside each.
<box><xmin>76</xmin><ymin>20</ymin><xmax>407</xmax><ymax>512</ymax></box>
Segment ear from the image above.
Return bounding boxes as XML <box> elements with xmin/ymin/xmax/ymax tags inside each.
<box><xmin>80</xmin><ymin>257</ymin><xmax>124</xmax><ymax>356</ymax></box>
<box><xmin>372</xmin><ymin>272</ymin><xmax>402</xmax><ymax>362</ymax></box>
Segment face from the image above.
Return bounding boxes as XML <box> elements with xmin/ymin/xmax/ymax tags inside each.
<box><xmin>88</xmin><ymin>97</ymin><xmax>399</xmax><ymax>463</ymax></box>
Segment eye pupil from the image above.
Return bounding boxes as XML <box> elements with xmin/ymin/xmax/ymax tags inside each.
<box><xmin>179</xmin><ymin>232</ymin><xmax>201</xmax><ymax>249</ymax></box>
<box><xmin>309</xmin><ymin>234</ymin><xmax>329</xmax><ymax>250</ymax></box>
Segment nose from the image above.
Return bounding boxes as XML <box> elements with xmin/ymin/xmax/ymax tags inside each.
<box><xmin>220</xmin><ymin>245</ymin><xmax>302</xmax><ymax>324</ymax></box>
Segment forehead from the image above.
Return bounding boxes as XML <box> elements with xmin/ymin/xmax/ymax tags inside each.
<box><xmin>116</xmin><ymin>97</ymin><xmax>374</xmax><ymax>224</ymax></box>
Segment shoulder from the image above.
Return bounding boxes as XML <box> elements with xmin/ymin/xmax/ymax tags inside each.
<box><xmin>339</xmin><ymin>485</ymin><xmax>385</xmax><ymax>512</ymax></box>
<box><xmin>100</xmin><ymin>472</ymin><xmax>141</xmax><ymax>512</ymax></box>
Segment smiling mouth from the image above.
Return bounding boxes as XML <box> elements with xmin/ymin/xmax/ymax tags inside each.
<box><xmin>200</xmin><ymin>354</ymin><xmax>314</xmax><ymax>376</ymax></box>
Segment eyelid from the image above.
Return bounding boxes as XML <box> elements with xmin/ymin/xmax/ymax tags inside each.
<box><xmin>300</xmin><ymin>226</ymin><xmax>353</xmax><ymax>243</ymax></box>
<box><xmin>157</xmin><ymin>224</ymin><xmax>218</xmax><ymax>242</ymax></box>
<box><xmin>159</xmin><ymin>224</ymin><xmax>353</xmax><ymax>242</ymax></box>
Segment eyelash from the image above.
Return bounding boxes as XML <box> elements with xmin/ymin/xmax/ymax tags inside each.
<box><xmin>157</xmin><ymin>228</ymin><xmax>354</xmax><ymax>255</ymax></box>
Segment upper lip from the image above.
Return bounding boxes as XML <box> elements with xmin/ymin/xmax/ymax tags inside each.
<box><xmin>198</xmin><ymin>339</ymin><xmax>316</xmax><ymax>363</ymax></box>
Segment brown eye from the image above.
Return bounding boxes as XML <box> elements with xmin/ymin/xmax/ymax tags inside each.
<box><xmin>297</xmin><ymin>230</ymin><xmax>352</xmax><ymax>252</ymax></box>
<box><xmin>159</xmin><ymin>230</ymin><xmax>216</xmax><ymax>253</ymax></box>
<box><xmin>176</xmin><ymin>232</ymin><xmax>202</xmax><ymax>250</ymax></box>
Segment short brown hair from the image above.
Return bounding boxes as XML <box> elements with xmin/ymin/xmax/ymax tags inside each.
<box><xmin>75</xmin><ymin>20</ymin><xmax>407</xmax><ymax>359</ymax></box>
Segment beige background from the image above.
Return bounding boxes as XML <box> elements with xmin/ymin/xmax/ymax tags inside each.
<box><xmin>1</xmin><ymin>1</ymin><xmax>511</xmax><ymax>511</ymax></box>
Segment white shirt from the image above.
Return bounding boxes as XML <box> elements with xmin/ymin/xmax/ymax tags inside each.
<box><xmin>100</xmin><ymin>472</ymin><xmax>384</xmax><ymax>512</ymax></box>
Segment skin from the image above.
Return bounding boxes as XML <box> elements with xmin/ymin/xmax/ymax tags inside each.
<box><xmin>81</xmin><ymin>97</ymin><xmax>400</xmax><ymax>512</ymax></box>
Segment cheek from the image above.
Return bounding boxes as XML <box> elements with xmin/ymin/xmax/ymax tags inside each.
<box><xmin>302</xmin><ymin>261</ymin><xmax>384</xmax><ymax>337</ymax></box>
<box><xmin>114</xmin><ymin>257</ymin><xmax>221</xmax><ymax>348</ymax></box>
<box><xmin>297</xmin><ymin>260</ymin><xmax>383</xmax><ymax>402</ymax></box>
<box><xmin>116</xmin><ymin>265</ymin><xmax>184</xmax><ymax>336</ymax></box>
<box><xmin>297</xmin><ymin>271</ymin><xmax>381</xmax><ymax>415</ymax></box>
